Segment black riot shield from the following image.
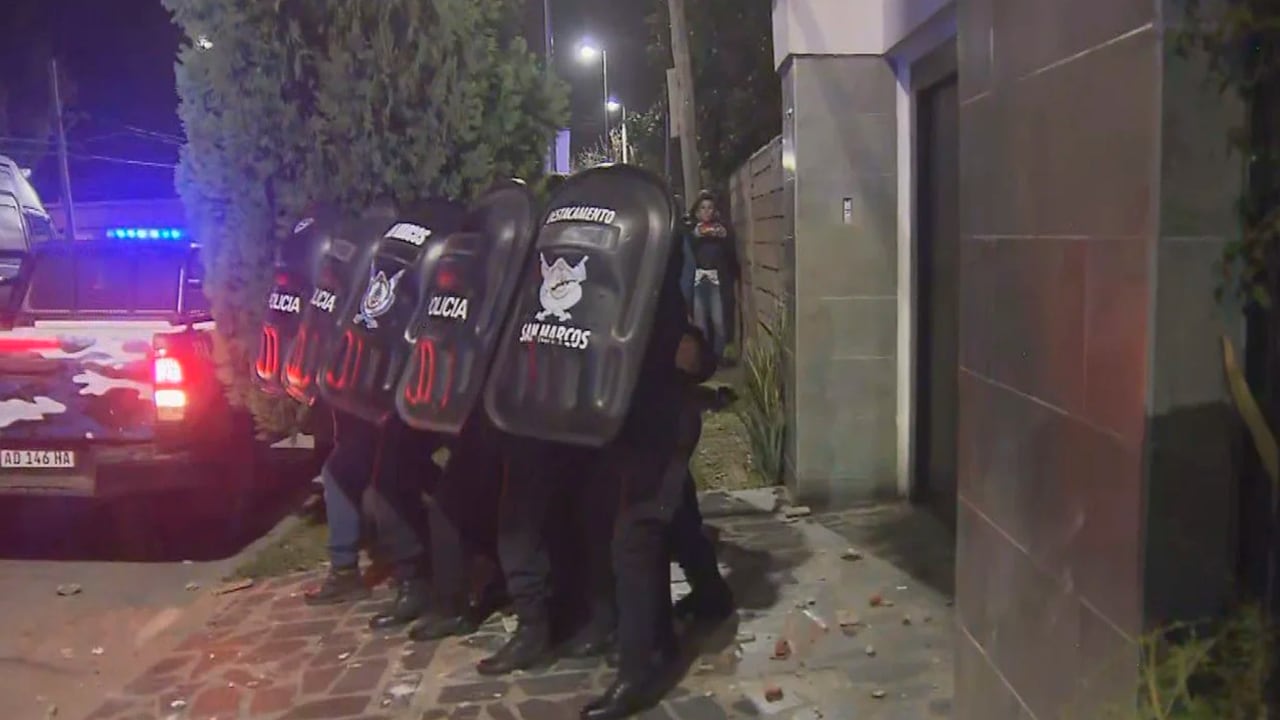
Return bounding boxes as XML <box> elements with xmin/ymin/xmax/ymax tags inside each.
<box><xmin>254</xmin><ymin>206</ymin><xmax>341</xmax><ymax>396</ymax></box>
<box><xmin>482</xmin><ymin>165</ymin><xmax>676</xmax><ymax>447</ymax></box>
<box><xmin>281</xmin><ymin>209</ymin><xmax>392</xmax><ymax>405</ymax></box>
<box><xmin>317</xmin><ymin>199</ymin><xmax>468</xmax><ymax>424</ymax></box>
<box><xmin>395</xmin><ymin>181</ymin><xmax>538</xmax><ymax>434</ymax></box>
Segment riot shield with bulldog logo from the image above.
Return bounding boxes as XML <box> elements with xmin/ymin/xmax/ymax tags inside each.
<box><xmin>254</xmin><ymin>205</ymin><xmax>341</xmax><ymax>397</ymax></box>
<box><xmin>316</xmin><ymin>199</ymin><xmax>467</xmax><ymax>425</ymax></box>
<box><xmin>281</xmin><ymin>208</ymin><xmax>391</xmax><ymax>406</ymax></box>
<box><xmin>482</xmin><ymin>165</ymin><xmax>676</xmax><ymax>447</ymax></box>
<box><xmin>395</xmin><ymin>181</ymin><xmax>538</xmax><ymax>434</ymax></box>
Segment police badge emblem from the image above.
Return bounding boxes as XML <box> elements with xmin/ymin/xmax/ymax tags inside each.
<box><xmin>353</xmin><ymin>265</ymin><xmax>405</xmax><ymax>330</ymax></box>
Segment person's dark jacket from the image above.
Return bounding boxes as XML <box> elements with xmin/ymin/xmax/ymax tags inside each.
<box><xmin>679</xmin><ymin>219</ymin><xmax>739</xmax><ymax>307</ymax></box>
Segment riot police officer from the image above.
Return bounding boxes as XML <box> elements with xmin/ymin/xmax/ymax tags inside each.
<box><xmin>474</xmin><ymin>436</ymin><xmax>617</xmax><ymax>675</ymax></box>
<box><xmin>580</xmin><ymin>247</ymin><xmax>693</xmax><ymax>720</ymax></box>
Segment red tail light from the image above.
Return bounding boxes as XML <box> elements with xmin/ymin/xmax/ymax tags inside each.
<box><xmin>0</xmin><ymin>336</ymin><xmax>62</xmax><ymax>353</ymax></box>
<box><xmin>154</xmin><ymin>356</ymin><xmax>184</xmax><ymax>385</ymax></box>
<box><xmin>153</xmin><ymin>353</ymin><xmax>188</xmax><ymax>420</ymax></box>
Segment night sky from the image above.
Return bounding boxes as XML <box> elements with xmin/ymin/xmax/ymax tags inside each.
<box><xmin>0</xmin><ymin>0</ymin><xmax>659</xmax><ymax>204</ymax></box>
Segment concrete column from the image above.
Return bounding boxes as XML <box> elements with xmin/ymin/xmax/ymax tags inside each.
<box><xmin>781</xmin><ymin>56</ymin><xmax>900</xmax><ymax>504</ymax></box>
<box><xmin>954</xmin><ymin>0</ymin><xmax>1242</xmax><ymax>717</ymax></box>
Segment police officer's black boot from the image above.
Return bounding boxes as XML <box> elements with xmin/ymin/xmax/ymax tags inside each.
<box><xmin>369</xmin><ymin>577</ymin><xmax>430</xmax><ymax>630</ymax></box>
<box><xmin>476</xmin><ymin>620</ymin><xmax>551</xmax><ymax>676</ymax></box>
<box><xmin>304</xmin><ymin>565</ymin><xmax>369</xmax><ymax>606</ymax></box>
<box><xmin>582</xmin><ymin>643</ymin><xmax>677</xmax><ymax>720</ymax></box>
<box><xmin>409</xmin><ymin>581</ymin><xmax>507</xmax><ymax>642</ymax></box>
<box><xmin>673</xmin><ymin>577</ymin><xmax>734</xmax><ymax>626</ymax></box>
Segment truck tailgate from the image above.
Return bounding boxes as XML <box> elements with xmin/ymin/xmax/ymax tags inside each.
<box><xmin>0</xmin><ymin>321</ymin><xmax>164</xmax><ymax>443</ymax></box>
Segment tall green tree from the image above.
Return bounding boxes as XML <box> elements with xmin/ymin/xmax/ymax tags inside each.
<box><xmin>164</xmin><ymin>0</ymin><xmax>568</xmax><ymax>431</ymax></box>
<box><xmin>647</xmin><ymin>0</ymin><xmax>779</xmax><ymax>192</ymax></box>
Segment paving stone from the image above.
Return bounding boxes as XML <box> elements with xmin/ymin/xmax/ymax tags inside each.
<box><xmin>145</xmin><ymin>654</ymin><xmax>196</xmax><ymax>676</ymax></box>
<box><xmin>241</xmin><ymin>639</ymin><xmax>309</xmax><ymax>664</ymax></box>
<box><xmin>359</xmin><ymin>633</ymin><xmax>408</xmax><ymax>657</ymax></box>
<box><xmin>190</xmin><ymin>685</ymin><xmax>241</xmax><ymax>719</ymax></box>
<box><xmin>301</xmin><ymin>666</ymin><xmax>344</xmax><ymax>695</ymax></box>
<box><xmin>487</xmin><ymin>704</ymin><xmax>519</xmax><ymax>720</ymax></box>
<box><xmin>273</xmin><ymin>619</ymin><xmax>342</xmax><ymax>639</ymax></box>
<box><xmin>515</xmin><ymin>697</ymin><xmax>582</xmax><ymax>720</ymax></box>
<box><xmin>668</xmin><ymin>695</ymin><xmax>729</xmax><ymax>720</ymax></box>
<box><xmin>637</xmin><ymin>705</ymin><xmax>677</xmax><ymax>720</ymax></box>
<box><xmin>421</xmin><ymin>710</ymin><xmax>449</xmax><ymax>720</ymax></box>
<box><xmin>515</xmin><ymin>671</ymin><xmax>592</xmax><ymax>697</ymax></box>
<box><xmin>282</xmin><ymin>695</ymin><xmax>373</xmax><ymax>719</ymax></box>
<box><xmin>249</xmin><ymin>685</ymin><xmax>298</xmax><ymax>716</ymax></box>
<box><xmin>438</xmin><ymin>680</ymin><xmax>510</xmax><ymax>704</ymax></box>
<box><xmin>331</xmin><ymin>658</ymin><xmax>390</xmax><ymax>694</ymax></box>
<box><xmin>123</xmin><ymin>672</ymin><xmax>178</xmax><ymax>695</ymax></box>
<box><xmin>85</xmin><ymin>698</ymin><xmax>138</xmax><ymax>720</ymax></box>
<box><xmin>449</xmin><ymin>706</ymin><xmax>483</xmax><ymax>720</ymax></box>
<box><xmin>400</xmin><ymin>642</ymin><xmax>439</xmax><ymax>671</ymax></box>
<box><xmin>378</xmin><ymin>671</ymin><xmax>422</xmax><ymax>710</ymax></box>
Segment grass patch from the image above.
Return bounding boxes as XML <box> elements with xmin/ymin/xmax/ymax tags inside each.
<box><xmin>231</xmin><ymin>498</ymin><xmax>330</xmax><ymax>580</ymax></box>
<box><xmin>690</xmin><ymin>404</ymin><xmax>768</xmax><ymax>491</ymax></box>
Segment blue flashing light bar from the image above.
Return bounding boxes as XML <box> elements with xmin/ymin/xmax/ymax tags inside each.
<box><xmin>105</xmin><ymin>227</ymin><xmax>187</xmax><ymax>240</ymax></box>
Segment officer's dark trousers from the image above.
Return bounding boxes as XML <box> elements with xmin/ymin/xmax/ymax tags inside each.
<box><xmin>498</xmin><ymin>436</ymin><xmax>617</xmax><ymax>632</ymax></box>
<box><xmin>667</xmin><ymin>415</ymin><xmax>720</xmax><ymax>592</ymax></box>
<box><xmin>427</xmin><ymin>421</ymin><xmax>504</xmax><ymax>613</ymax></box>
<box><xmin>366</xmin><ymin>418</ymin><xmax>441</xmax><ymax>581</ymax></box>
<box><xmin>608</xmin><ymin>424</ymin><xmax>686</xmax><ymax>678</ymax></box>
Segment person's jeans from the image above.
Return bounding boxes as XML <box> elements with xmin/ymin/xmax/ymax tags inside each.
<box><xmin>693</xmin><ymin>278</ymin><xmax>726</xmax><ymax>358</ymax></box>
<box><xmin>321</xmin><ymin>456</ymin><xmax>367</xmax><ymax>570</ymax></box>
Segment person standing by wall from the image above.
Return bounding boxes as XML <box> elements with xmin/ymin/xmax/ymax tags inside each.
<box><xmin>682</xmin><ymin>191</ymin><xmax>738</xmax><ymax>363</ymax></box>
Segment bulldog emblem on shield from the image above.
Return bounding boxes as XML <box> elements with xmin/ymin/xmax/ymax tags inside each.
<box><xmin>535</xmin><ymin>254</ymin><xmax>587</xmax><ymax>323</ymax></box>
<box><xmin>354</xmin><ymin>266</ymin><xmax>405</xmax><ymax>330</ymax></box>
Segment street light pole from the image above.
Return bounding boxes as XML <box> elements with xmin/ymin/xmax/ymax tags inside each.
<box><xmin>620</xmin><ymin>105</ymin><xmax>629</xmax><ymax>164</ymax></box>
<box><xmin>600</xmin><ymin>50</ymin><xmax>610</xmax><ymax>146</ymax></box>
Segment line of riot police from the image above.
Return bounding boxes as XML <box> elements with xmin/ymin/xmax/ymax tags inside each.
<box><xmin>252</xmin><ymin>166</ymin><xmax>734</xmax><ymax>720</ymax></box>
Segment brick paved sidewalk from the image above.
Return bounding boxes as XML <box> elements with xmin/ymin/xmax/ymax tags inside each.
<box><xmin>82</xmin><ymin>490</ymin><xmax>954</xmax><ymax>720</ymax></box>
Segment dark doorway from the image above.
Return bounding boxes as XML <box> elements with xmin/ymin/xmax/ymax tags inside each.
<box><xmin>913</xmin><ymin>72</ymin><xmax>959</xmax><ymax>530</ymax></box>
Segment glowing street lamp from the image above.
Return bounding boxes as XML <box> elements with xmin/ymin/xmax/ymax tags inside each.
<box><xmin>577</xmin><ymin>40</ymin><xmax>611</xmax><ymax>145</ymax></box>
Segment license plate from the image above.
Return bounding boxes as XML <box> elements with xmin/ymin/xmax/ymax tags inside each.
<box><xmin>0</xmin><ymin>449</ymin><xmax>76</xmax><ymax>469</ymax></box>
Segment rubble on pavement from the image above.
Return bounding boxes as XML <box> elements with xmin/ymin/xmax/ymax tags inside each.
<box><xmin>82</xmin><ymin>490</ymin><xmax>955</xmax><ymax>720</ymax></box>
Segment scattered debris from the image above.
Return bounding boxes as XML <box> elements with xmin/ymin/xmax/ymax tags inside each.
<box><xmin>771</xmin><ymin>638</ymin><xmax>792</xmax><ymax>660</ymax></box>
<box><xmin>902</xmin><ymin>615</ymin><xmax>913</xmax><ymax>626</ymax></box>
<box><xmin>184</xmin><ymin>582</ymin><xmax>201</xmax><ymax>592</ymax></box>
<box><xmin>44</xmin><ymin>704</ymin><xmax>57</xmax><ymax>719</ymax></box>
<box><xmin>896</xmin><ymin>585</ymin><xmax>908</xmax><ymax>591</ymax></box>
<box><xmin>501</xmin><ymin>615</ymin><xmax>519</xmax><ymax>633</ymax></box>
<box><xmin>872</xmin><ymin>689</ymin><xmax>887</xmax><ymax>699</ymax></box>
<box><xmin>869</xmin><ymin>594</ymin><xmax>884</xmax><ymax>607</ymax></box>
<box><xmin>90</xmin><ymin>647</ymin><xmax>104</xmax><ymax>656</ymax></box>
<box><xmin>836</xmin><ymin>609</ymin><xmax>860</xmax><ymax>630</ymax></box>
<box><xmin>923</xmin><ymin>614</ymin><xmax>934</xmax><ymax>623</ymax></box>
<box><xmin>783</xmin><ymin>505</ymin><xmax>812</xmax><ymax>519</ymax></box>
<box><xmin>337</xmin><ymin>652</ymin><xmax>352</xmax><ymax>661</ymax></box>
<box><xmin>764</xmin><ymin>685</ymin><xmax>785</xmax><ymax>703</ymax></box>
<box><xmin>735</xmin><ymin>632</ymin><xmax>757</xmax><ymax>644</ymax></box>
<box><xmin>802</xmin><ymin>609</ymin><xmax>829</xmax><ymax>632</ymax></box>
<box><xmin>56</xmin><ymin>584</ymin><xmax>81</xmax><ymax>597</ymax></box>
<box><xmin>169</xmin><ymin>699</ymin><xmax>188</xmax><ymax>710</ymax></box>
<box><xmin>214</xmin><ymin>579</ymin><xmax>254</xmax><ymax>596</ymax></box>
<box><xmin>841</xmin><ymin>548</ymin><xmax>863</xmax><ymax>561</ymax></box>
<box><xmin>865</xmin><ymin>645</ymin><xmax>877</xmax><ymax>657</ymax></box>
<box><xmin>59</xmin><ymin>648</ymin><xmax>73</xmax><ymax>659</ymax></box>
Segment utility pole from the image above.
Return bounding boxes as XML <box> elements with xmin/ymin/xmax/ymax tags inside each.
<box><xmin>49</xmin><ymin>58</ymin><xmax>77</xmax><ymax>241</ymax></box>
<box><xmin>543</xmin><ymin>0</ymin><xmax>557</xmax><ymax>173</ymax></box>
<box><xmin>667</xmin><ymin>0</ymin><xmax>700</xmax><ymax>200</ymax></box>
